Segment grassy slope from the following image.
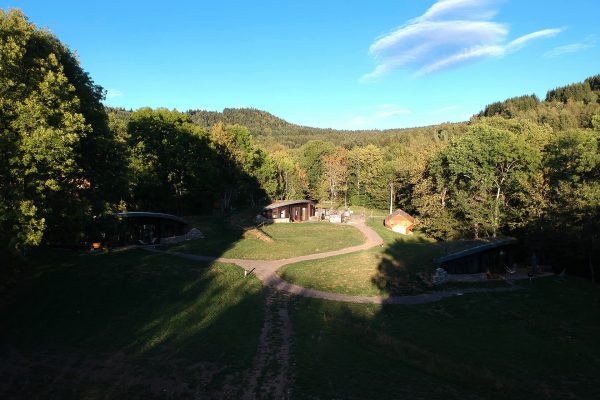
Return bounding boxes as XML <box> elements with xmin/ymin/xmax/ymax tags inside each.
<box><xmin>290</xmin><ymin>277</ymin><xmax>600</xmax><ymax>400</ymax></box>
<box><xmin>0</xmin><ymin>249</ymin><xmax>264</xmax><ymax>399</ymax></box>
<box><xmin>279</xmin><ymin>217</ymin><xmax>483</xmax><ymax>296</ymax></box>
<box><xmin>168</xmin><ymin>217</ymin><xmax>365</xmax><ymax>260</ymax></box>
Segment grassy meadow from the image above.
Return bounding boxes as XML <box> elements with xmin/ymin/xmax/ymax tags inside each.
<box><xmin>166</xmin><ymin>216</ymin><xmax>365</xmax><ymax>260</ymax></box>
<box><xmin>279</xmin><ymin>217</ymin><xmax>485</xmax><ymax>296</ymax></box>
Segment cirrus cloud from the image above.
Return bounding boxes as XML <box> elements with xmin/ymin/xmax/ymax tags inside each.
<box><xmin>362</xmin><ymin>0</ymin><xmax>564</xmax><ymax>80</ymax></box>
<box><xmin>348</xmin><ymin>104</ymin><xmax>410</xmax><ymax>128</ymax></box>
<box><xmin>543</xmin><ymin>34</ymin><xmax>596</xmax><ymax>58</ymax></box>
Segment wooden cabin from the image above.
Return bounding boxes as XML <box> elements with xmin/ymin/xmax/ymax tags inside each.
<box><xmin>262</xmin><ymin>200</ymin><xmax>316</xmax><ymax>223</ymax></box>
<box><xmin>384</xmin><ymin>209</ymin><xmax>415</xmax><ymax>234</ymax></box>
<box><xmin>437</xmin><ymin>237</ymin><xmax>517</xmax><ymax>274</ymax></box>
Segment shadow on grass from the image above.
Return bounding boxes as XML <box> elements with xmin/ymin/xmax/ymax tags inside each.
<box><xmin>371</xmin><ymin>234</ymin><xmax>437</xmax><ymax>295</ymax></box>
<box><xmin>288</xmin><ymin>276</ymin><xmax>600</xmax><ymax>400</ymax></box>
<box><xmin>365</xmin><ymin>217</ymin><xmax>485</xmax><ymax>295</ymax></box>
<box><xmin>0</xmin><ymin>248</ymin><xmax>264</xmax><ymax>399</ymax></box>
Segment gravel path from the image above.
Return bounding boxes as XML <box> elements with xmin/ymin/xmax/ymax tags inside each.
<box><xmin>242</xmin><ymin>289</ymin><xmax>293</xmax><ymax>400</ymax></box>
<box><xmin>146</xmin><ymin>219</ymin><xmax>520</xmax><ymax>304</ymax></box>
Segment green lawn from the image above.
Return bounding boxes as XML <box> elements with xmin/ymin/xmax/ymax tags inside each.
<box><xmin>289</xmin><ymin>277</ymin><xmax>600</xmax><ymax>400</ymax></box>
<box><xmin>0</xmin><ymin>248</ymin><xmax>264</xmax><ymax>399</ymax></box>
<box><xmin>166</xmin><ymin>216</ymin><xmax>365</xmax><ymax>260</ymax></box>
<box><xmin>279</xmin><ymin>217</ymin><xmax>484</xmax><ymax>296</ymax></box>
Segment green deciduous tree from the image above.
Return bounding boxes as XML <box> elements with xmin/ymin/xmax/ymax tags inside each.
<box><xmin>542</xmin><ymin>128</ymin><xmax>600</xmax><ymax>280</ymax></box>
<box><xmin>298</xmin><ymin>140</ymin><xmax>336</xmax><ymax>200</ymax></box>
<box><xmin>435</xmin><ymin>118</ymin><xmax>546</xmax><ymax>238</ymax></box>
<box><xmin>1</xmin><ymin>9</ymin><xmax>122</xmax><ymax>262</ymax></box>
<box><xmin>127</xmin><ymin>108</ymin><xmax>217</xmax><ymax>213</ymax></box>
<box><xmin>269</xmin><ymin>150</ymin><xmax>308</xmax><ymax>200</ymax></box>
<box><xmin>321</xmin><ymin>149</ymin><xmax>348</xmax><ymax>208</ymax></box>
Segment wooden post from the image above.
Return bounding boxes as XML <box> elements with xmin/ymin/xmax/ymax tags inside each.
<box><xmin>389</xmin><ymin>182</ymin><xmax>393</xmax><ymax>215</ymax></box>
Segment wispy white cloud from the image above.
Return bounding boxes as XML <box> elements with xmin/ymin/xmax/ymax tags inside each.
<box><xmin>373</xmin><ymin>103</ymin><xmax>410</xmax><ymax>118</ymax></box>
<box><xmin>349</xmin><ymin>104</ymin><xmax>410</xmax><ymax>128</ymax></box>
<box><xmin>363</xmin><ymin>0</ymin><xmax>564</xmax><ymax>80</ymax></box>
<box><xmin>506</xmin><ymin>28</ymin><xmax>563</xmax><ymax>51</ymax></box>
<box><xmin>543</xmin><ymin>35</ymin><xmax>596</xmax><ymax>58</ymax></box>
<box><xmin>105</xmin><ymin>89</ymin><xmax>123</xmax><ymax>99</ymax></box>
<box><xmin>433</xmin><ymin>104</ymin><xmax>460</xmax><ymax>113</ymax></box>
<box><xmin>420</xmin><ymin>0</ymin><xmax>500</xmax><ymax>21</ymax></box>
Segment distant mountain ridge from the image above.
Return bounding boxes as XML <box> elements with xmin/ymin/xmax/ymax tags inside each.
<box><xmin>106</xmin><ymin>74</ymin><xmax>599</xmax><ymax>148</ymax></box>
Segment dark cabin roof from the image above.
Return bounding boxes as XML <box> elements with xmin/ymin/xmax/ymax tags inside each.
<box><xmin>437</xmin><ymin>237</ymin><xmax>518</xmax><ymax>264</ymax></box>
<box><xmin>115</xmin><ymin>212</ymin><xmax>189</xmax><ymax>225</ymax></box>
<box><xmin>263</xmin><ymin>200</ymin><xmax>314</xmax><ymax>211</ymax></box>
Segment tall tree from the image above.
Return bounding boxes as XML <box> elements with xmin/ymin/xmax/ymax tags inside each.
<box><xmin>298</xmin><ymin>140</ymin><xmax>336</xmax><ymax>200</ymax></box>
<box><xmin>128</xmin><ymin>108</ymin><xmax>216</xmax><ymax>213</ymax></box>
<box><xmin>437</xmin><ymin>118</ymin><xmax>546</xmax><ymax>237</ymax></box>
<box><xmin>0</xmin><ymin>9</ymin><xmax>122</xmax><ymax>261</ymax></box>
<box><xmin>321</xmin><ymin>150</ymin><xmax>348</xmax><ymax>208</ymax></box>
<box><xmin>542</xmin><ymin>127</ymin><xmax>600</xmax><ymax>279</ymax></box>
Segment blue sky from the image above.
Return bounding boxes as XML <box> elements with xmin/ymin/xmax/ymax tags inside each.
<box><xmin>6</xmin><ymin>0</ymin><xmax>600</xmax><ymax>129</ymax></box>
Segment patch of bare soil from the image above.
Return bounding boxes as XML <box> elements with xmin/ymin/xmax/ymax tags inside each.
<box><xmin>244</xmin><ymin>228</ymin><xmax>274</xmax><ymax>243</ymax></box>
<box><xmin>243</xmin><ymin>288</ymin><xmax>293</xmax><ymax>399</ymax></box>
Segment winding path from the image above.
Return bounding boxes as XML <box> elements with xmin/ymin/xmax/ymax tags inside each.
<box><xmin>147</xmin><ymin>219</ymin><xmax>519</xmax><ymax>305</ymax></box>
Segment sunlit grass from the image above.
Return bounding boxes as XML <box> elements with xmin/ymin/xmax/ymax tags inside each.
<box><xmin>167</xmin><ymin>218</ymin><xmax>365</xmax><ymax>260</ymax></box>
<box><xmin>279</xmin><ymin>217</ymin><xmax>485</xmax><ymax>296</ymax></box>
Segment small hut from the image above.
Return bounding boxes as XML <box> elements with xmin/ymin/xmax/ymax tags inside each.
<box><xmin>261</xmin><ymin>200</ymin><xmax>316</xmax><ymax>223</ymax></box>
<box><xmin>384</xmin><ymin>209</ymin><xmax>415</xmax><ymax>234</ymax></box>
<box><xmin>437</xmin><ymin>237</ymin><xmax>517</xmax><ymax>274</ymax></box>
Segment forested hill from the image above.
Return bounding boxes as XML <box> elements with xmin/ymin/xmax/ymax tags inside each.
<box><xmin>109</xmin><ymin>106</ymin><xmax>468</xmax><ymax>149</ymax></box>
<box><xmin>478</xmin><ymin>74</ymin><xmax>600</xmax><ymax>130</ymax></box>
<box><xmin>187</xmin><ymin>107</ymin><xmax>469</xmax><ymax>148</ymax></box>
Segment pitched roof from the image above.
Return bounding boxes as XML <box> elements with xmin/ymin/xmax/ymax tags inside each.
<box><xmin>263</xmin><ymin>199</ymin><xmax>314</xmax><ymax>210</ymax></box>
<box><xmin>115</xmin><ymin>212</ymin><xmax>189</xmax><ymax>225</ymax></box>
<box><xmin>437</xmin><ymin>237</ymin><xmax>518</xmax><ymax>264</ymax></box>
<box><xmin>385</xmin><ymin>209</ymin><xmax>415</xmax><ymax>223</ymax></box>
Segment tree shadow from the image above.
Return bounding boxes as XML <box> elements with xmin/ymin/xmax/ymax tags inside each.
<box><xmin>286</xmin><ymin>235</ymin><xmax>600</xmax><ymax>400</ymax></box>
<box><xmin>0</xmin><ymin>248</ymin><xmax>265</xmax><ymax>399</ymax></box>
<box><xmin>371</xmin><ymin>234</ymin><xmax>437</xmax><ymax>295</ymax></box>
<box><xmin>371</xmin><ymin>226</ymin><xmax>485</xmax><ymax>295</ymax></box>
<box><xmin>0</xmin><ymin>113</ymin><xmax>274</xmax><ymax>397</ymax></box>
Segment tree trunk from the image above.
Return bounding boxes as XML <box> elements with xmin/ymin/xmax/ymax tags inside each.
<box><xmin>284</xmin><ymin>170</ymin><xmax>288</xmax><ymax>200</ymax></box>
<box><xmin>389</xmin><ymin>182</ymin><xmax>393</xmax><ymax>214</ymax></box>
<box><xmin>493</xmin><ymin>185</ymin><xmax>501</xmax><ymax>238</ymax></box>
<box><xmin>441</xmin><ymin>187</ymin><xmax>447</xmax><ymax>208</ymax></box>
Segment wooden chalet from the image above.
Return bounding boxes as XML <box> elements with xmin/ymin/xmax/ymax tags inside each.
<box><xmin>384</xmin><ymin>209</ymin><xmax>415</xmax><ymax>234</ymax></box>
<box><xmin>262</xmin><ymin>200</ymin><xmax>316</xmax><ymax>223</ymax></box>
